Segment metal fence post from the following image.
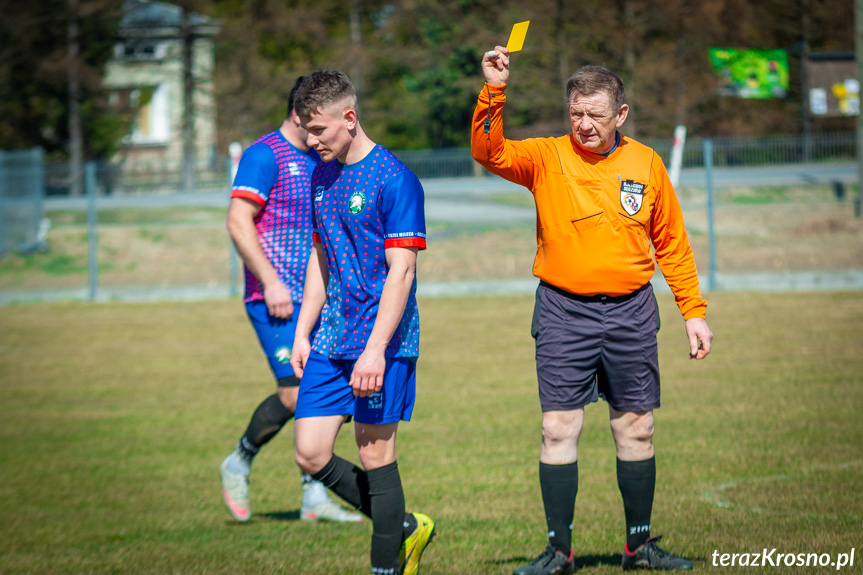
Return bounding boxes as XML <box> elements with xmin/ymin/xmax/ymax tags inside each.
<box><xmin>86</xmin><ymin>162</ymin><xmax>98</xmax><ymax>301</ymax></box>
<box><xmin>0</xmin><ymin>150</ymin><xmax>6</xmax><ymax>256</ymax></box>
<box><xmin>34</xmin><ymin>148</ymin><xmax>45</xmax><ymax>253</ymax></box>
<box><xmin>226</xmin><ymin>151</ymin><xmax>240</xmax><ymax>297</ymax></box>
<box><xmin>704</xmin><ymin>138</ymin><xmax>718</xmax><ymax>292</ymax></box>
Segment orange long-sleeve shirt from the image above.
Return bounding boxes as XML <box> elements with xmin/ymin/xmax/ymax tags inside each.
<box><xmin>471</xmin><ymin>83</ymin><xmax>706</xmax><ymax>320</ymax></box>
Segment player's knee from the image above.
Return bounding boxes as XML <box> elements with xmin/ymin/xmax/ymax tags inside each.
<box><xmin>294</xmin><ymin>434</ymin><xmax>333</xmax><ymax>475</ymax></box>
<box><xmin>294</xmin><ymin>446</ymin><xmax>318</xmax><ymax>474</ymax></box>
<box><xmin>357</xmin><ymin>444</ymin><xmax>396</xmax><ymax>471</ymax></box>
<box><xmin>276</xmin><ymin>383</ymin><xmax>299</xmax><ymax>410</ymax></box>
<box><xmin>293</xmin><ymin>449</ymin><xmax>306</xmax><ymax>471</ymax></box>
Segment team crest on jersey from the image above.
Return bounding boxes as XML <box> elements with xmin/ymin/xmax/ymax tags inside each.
<box><xmin>620</xmin><ymin>179</ymin><xmax>646</xmax><ymax>216</ymax></box>
<box><xmin>314</xmin><ymin>186</ymin><xmax>324</xmax><ymax>202</ymax></box>
<box><xmin>348</xmin><ymin>191</ymin><xmax>366</xmax><ymax>214</ymax></box>
<box><xmin>274</xmin><ymin>346</ymin><xmax>292</xmax><ymax>364</ymax></box>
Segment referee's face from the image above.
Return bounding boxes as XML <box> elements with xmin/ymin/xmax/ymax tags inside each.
<box><xmin>569</xmin><ymin>91</ymin><xmax>628</xmax><ymax>155</ymax></box>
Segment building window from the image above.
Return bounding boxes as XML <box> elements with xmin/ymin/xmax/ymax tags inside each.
<box><xmin>115</xmin><ymin>39</ymin><xmax>166</xmax><ymax>62</ymax></box>
<box><xmin>133</xmin><ymin>84</ymin><xmax>169</xmax><ymax>144</ymax></box>
<box><xmin>111</xmin><ymin>84</ymin><xmax>170</xmax><ymax>145</ymax></box>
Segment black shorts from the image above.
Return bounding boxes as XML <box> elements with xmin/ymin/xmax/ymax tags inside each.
<box><xmin>532</xmin><ymin>281</ymin><xmax>661</xmax><ymax>413</ymax></box>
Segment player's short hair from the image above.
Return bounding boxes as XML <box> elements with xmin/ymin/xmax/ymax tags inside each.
<box><xmin>565</xmin><ymin>65</ymin><xmax>626</xmax><ymax>112</ymax></box>
<box><xmin>294</xmin><ymin>69</ymin><xmax>358</xmax><ymax>121</ymax></box>
<box><xmin>287</xmin><ymin>75</ymin><xmax>307</xmax><ymax>119</ymax></box>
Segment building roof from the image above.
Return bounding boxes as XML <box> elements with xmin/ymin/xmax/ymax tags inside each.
<box><xmin>120</xmin><ymin>0</ymin><xmax>217</xmax><ymax>35</ymax></box>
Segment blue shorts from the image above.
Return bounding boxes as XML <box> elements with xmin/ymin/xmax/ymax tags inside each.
<box><xmin>295</xmin><ymin>351</ymin><xmax>417</xmax><ymax>424</ymax></box>
<box><xmin>246</xmin><ymin>300</ymin><xmax>302</xmax><ymax>384</ymax></box>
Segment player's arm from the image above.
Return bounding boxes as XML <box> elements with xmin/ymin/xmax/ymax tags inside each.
<box><xmin>349</xmin><ymin>246</ymin><xmax>418</xmax><ymax>398</ymax></box>
<box><xmin>227</xmin><ymin>197</ymin><xmax>293</xmax><ymax>319</ymax></box>
<box><xmin>290</xmin><ymin>241</ymin><xmax>328</xmax><ymax>379</ymax></box>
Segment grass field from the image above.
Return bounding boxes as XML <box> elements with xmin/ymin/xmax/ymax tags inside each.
<box><xmin>0</xmin><ymin>291</ymin><xmax>861</xmax><ymax>574</ymax></box>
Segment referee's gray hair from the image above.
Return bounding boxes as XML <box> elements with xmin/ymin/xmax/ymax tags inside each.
<box><xmin>565</xmin><ymin>65</ymin><xmax>626</xmax><ymax>112</ymax></box>
<box><xmin>294</xmin><ymin>68</ymin><xmax>358</xmax><ymax>121</ymax></box>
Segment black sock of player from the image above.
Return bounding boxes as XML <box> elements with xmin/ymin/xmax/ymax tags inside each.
<box><xmin>237</xmin><ymin>393</ymin><xmax>294</xmax><ymax>460</ymax></box>
<box><xmin>539</xmin><ymin>461</ymin><xmax>578</xmax><ymax>554</ymax></box>
<box><xmin>402</xmin><ymin>511</ymin><xmax>417</xmax><ymax>540</ymax></box>
<box><xmin>617</xmin><ymin>457</ymin><xmax>656</xmax><ymax>550</ymax></box>
<box><xmin>367</xmin><ymin>461</ymin><xmax>405</xmax><ymax>575</ymax></box>
<box><xmin>312</xmin><ymin>455</ymin><xmax>372</xmax><ymax>517</ymax></box>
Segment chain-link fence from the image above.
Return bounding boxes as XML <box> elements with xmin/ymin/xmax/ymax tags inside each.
<box><xmin>1</xmin><ymin>132</ymin><xmax>861</xmax><ymax>304</ymax></box>
<box><xmin>44</xmin><ymin>158</ymin><xmax>231</xmax><ymax>197</ymax></box>
<box><xmin>642</xmin><ymin>131</ymin><xmax>857</xmax><ymax>169</ymax></box>
<box><xmin>24</xmin><ymin>130</ymin><xmax>861</xmax><ymax>199</ymax></box>
<box><xmin>0</xmin><ymin>148</ymin><xmax>47</xmax><ymax>257</ymax></box>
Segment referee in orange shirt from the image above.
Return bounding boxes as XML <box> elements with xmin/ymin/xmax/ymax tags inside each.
<box><xmin>471</xmin><ymin>47</ymin><xmax>713</xmax><ymax>575</ymax></box>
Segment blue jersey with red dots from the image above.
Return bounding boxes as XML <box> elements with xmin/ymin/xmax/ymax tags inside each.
<box><xmin>230</xmin><ymin>130</ymin><xmax>319</xmax><ymax>304</ymax></box>
<box><xmin>310</xmin><ymin>144</ymin><xmax>426</xmax><ymax>359</ymax></box>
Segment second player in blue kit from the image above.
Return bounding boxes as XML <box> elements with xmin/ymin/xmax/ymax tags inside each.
<box><xmin>219</xmin><ymin>76</ymin><xmax>362</xmax><ymax>525</ymax></box>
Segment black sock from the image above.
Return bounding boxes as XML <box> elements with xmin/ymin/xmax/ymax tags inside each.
<box><xmin>367</xmin><ymin>462</ymin><xmax>405</xmax><ymax>574</ymax></box>
<box><xmin>309</xmin><ymin>456</ymin><xmax>415</xmax><ymax>538</ymax></box>
<box><xmin>617</xmin><ymin>457</ymin><xmax>655</xmax><ymax>550</ymax></box>
<box><xmin>312</xmin><ymin>455</ymin><xmax>372</xmax><ymax>517</ymax></box>
<box><xmin>402</xmin><ymin>511</ymin><xmax>417</xmax><ymax>540</ymax></box>
<box><xmin>539</xmin><ymin>461</ymin><xmax>578</xmax><ymax>554</ymax></box>
<box><xmin>237</xmin><ymin>394</ymin><xmax>294</xmax><ymax>459</ymax></box>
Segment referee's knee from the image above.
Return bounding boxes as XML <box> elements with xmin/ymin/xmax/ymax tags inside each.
<box><xmin>611</xmin><ymin>411</ymin><xmax>654</xmax><ymax>459</ymax></box>
<box><xmin>541</xmin><ymin>410</ymin><xmax>583</xmax><ymax>447</ymax></box>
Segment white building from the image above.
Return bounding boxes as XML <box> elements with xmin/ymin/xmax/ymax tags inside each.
<box><xmin>103</xmin><ymin>0</ymin><xmax>219</xmax><ymax>173</ymax></box>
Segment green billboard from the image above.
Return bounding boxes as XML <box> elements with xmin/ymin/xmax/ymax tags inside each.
<box><xmin>709</xmin><ymin>48</ymin><xmax>790</xmax><ymax>99</ymax></box>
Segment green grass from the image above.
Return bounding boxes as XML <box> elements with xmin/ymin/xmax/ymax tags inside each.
<box><xmin>728</xmin><ymin>186</ymin><xmax>792</xmax><ymax>205</ymax></box>
<box><xmin>0</xmin><ymin>291</ymin><xmax>861</xmax><ymax>574</ymax></box>
<box><xmin>0</xmin><ymin>253</ymin><xmax>90</xmax><ymax>277</ymax></box>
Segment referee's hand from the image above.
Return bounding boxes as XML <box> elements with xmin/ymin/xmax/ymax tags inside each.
<box><xmin>482</xmin><ymin>45</ymin><xmax>510</xmax><ymax>85</ymax></box>
<box><xmin>685</xmin><ymin>317</ymin><xmax>713</xmax><ymax>360</ymax></box>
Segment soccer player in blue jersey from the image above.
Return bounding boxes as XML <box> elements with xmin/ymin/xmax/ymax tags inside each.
<box><xmin>219</xmin><ymin>76</ymin><xmax>362</xmax><ymax>525</ymax></box>
<box><xmin>289</xmin><ymin>69</ymin><xmax>435</xmax><ymax>575</ymax></box>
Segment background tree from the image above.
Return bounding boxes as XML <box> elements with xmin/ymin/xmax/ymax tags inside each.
<box><xmin>210</xmin><ymin>0</ymin><xmax>360</xmax><ymax>148</ymax></box>
<box><xmin>0</xmin><ymin>0</ymin><xmax>127</xmax><ymax>159</ymax></box>
<box><xmin>2</xmin><ymin>0</ymin><xmax>856</xmax><ymax>162</ymax></box>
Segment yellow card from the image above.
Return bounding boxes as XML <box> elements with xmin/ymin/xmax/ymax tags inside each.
<box><xmin>506</xmin><ymin>21</ymin><xmax>530</xmax><ymax>52</ymax></box>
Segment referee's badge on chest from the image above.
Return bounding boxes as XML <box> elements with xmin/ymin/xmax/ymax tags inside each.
<box><xmin>620</xmin><ymin>179</ymin><xmax>646</xmax><ymax>216</ymax></box>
